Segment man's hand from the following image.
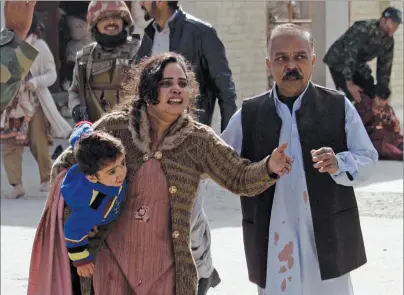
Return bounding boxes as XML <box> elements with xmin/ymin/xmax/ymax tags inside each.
<box><xmin>268</xmin><ymin>143</ymin><xmax>293</xmax><ymax>177</ymax></box>
<box><xmin>77</xmin><ymin>262</ymin><xmax>95</xmax><ymax>277</ymax></box>
<box><xmin>4</xmin><ymin>1</ymin><xmax>36</xmax><ymax>40</ymax></box>
<box><xmin>311</xmin><ymin>148</ymin><xmax>339</xmax><ymax>174</ymax></box>
<box><xmin>346</xmin><ymin>80</ymin><xmax>363</xmax><ymax>103</ymax></box>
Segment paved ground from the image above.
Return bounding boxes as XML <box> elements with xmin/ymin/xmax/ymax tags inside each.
<box><xmin>1</xmin><ymin>103</ymin><xmax>403</xmax><ymax>295</ymax></box>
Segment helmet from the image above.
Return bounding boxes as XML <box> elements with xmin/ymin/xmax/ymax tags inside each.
<box><xmin>87</xmin><ymin>1</ymin><xmax>133</xmax><ymax>31</ymax></box>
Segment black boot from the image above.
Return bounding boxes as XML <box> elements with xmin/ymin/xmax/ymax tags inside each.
<box><xmin>197</xmin><ymin>268</ymin><xmax>221</xmax><ymax>295</ymax></box>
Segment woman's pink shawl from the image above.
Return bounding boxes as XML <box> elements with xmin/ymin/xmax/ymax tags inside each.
<box><xmin>27</xmin><ymin>170</ymin><xmax>73</xmax><ymax>295</ymax></box>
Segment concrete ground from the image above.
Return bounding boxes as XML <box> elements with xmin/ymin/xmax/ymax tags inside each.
<box><xmin>1</xmin><ymin>103</ymin><xmax>403</xmax><ymax>295</ymax></box>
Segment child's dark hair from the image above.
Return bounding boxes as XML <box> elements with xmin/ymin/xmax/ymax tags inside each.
<box><xmin>74</xmin><ymin>131</ymin><xmax>125</xmax><ymax>176</ymax></box>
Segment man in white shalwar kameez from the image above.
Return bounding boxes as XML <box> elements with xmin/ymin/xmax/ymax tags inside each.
<box><xmin>221</xmin><ymin>24</ymin><xmax>378</xmax><ymax>295</ymax></box>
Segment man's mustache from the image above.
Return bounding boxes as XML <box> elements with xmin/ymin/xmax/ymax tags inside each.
<box><xmin>282</xmin><ymin>69</ymin><xmax>303</xmax><ymax>80</ymax></box>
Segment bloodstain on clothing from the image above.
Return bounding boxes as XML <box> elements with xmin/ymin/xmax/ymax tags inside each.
<box><xmin>303</xmin><ymin>191</ymin><xmax>308</xmax><ymax>204</ymax></box>
<box><xmin>278</xmin><ymin>241</ymin><xmax>294</xmax><ymax>262</ymax></box>
<box><xmin>281</xmin><ymin>279</ymin><xmax>287</xmax><ymax>292</ymax></box>
<box><xmin>279</xmin><ymin>265</ymin><xmax>287</xmax><ymax>273</ymax></box>
<box><xmin>278</xmin><ymin>241</ymin><xmax>295</xmax><ymax>271</ymax></box>
<box><xmin>288</xmin><ymin>256</ymin><xmax>294</xmax><ymax>269</ymax></box>
<box><xmin>274</xmin><ymin>232</ymin><xmax>280</xmax><ymax>246</ymax></box>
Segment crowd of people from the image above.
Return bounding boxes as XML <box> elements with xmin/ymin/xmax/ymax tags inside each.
<box><xmin>0</xmin><ymin>1</ymin><xmax>402</xmax><ymax>295</ymax></box>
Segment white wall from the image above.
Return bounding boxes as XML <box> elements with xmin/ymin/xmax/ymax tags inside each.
<box><xmin>325</xmin><ymin>1</ymin><xmax>350</xmax><ymax>89</ymax></box>
<box><xmin>1</xmin><ymin>0</ymin><xmax>5</xmax><ymax>29</ymax></box>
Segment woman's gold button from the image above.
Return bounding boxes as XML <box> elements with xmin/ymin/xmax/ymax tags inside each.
<box><xmin>172</xmin><ymin>231</ymin><xmax>180</xmax><ymax>239</ymax></box>
<box><xmin>154</xmin><ymin>151</ymin><xmax>162</xmax><ymax>160</ymax></box>
<box><xmin>169</xmin><ymin>186</ymin><xmax>177</xmax><ymax>194</ymax></box>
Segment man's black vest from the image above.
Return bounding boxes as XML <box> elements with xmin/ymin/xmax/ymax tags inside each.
<box><xmin>240</xmin><ymin>82</ymin><xmax>366</xmax><ymax>288</ymax></box>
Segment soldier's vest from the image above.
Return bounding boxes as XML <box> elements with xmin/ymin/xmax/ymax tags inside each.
<box><xmin>77</xmin><ymin>36</ymin><xmax>140</xmax><ymax>122</ymax></box>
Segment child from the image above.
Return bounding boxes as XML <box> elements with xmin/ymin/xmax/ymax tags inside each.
<box><xmin>61</xmin><ymin>121</ymin><xmax>127</xmax><ymax>277</ymax></box>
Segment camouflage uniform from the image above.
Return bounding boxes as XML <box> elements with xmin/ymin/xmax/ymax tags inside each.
<box><xmin>323</xmin><ymin>19</ymin><xmax>394</xmax><ymax>100</ymax></box>
<box><xmin>68</xmin><ymin>1</ymin><xmax>140</xmax><ymax>123</ymax></box>
<box><xmin>0</xmin><ymin>28</ymin><xmax>39</xmax><ymax>112</ymax></box>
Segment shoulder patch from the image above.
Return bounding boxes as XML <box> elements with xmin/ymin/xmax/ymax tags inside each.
<box><xmin>0</xmin><ymin>29</ymin><xmax>15</xmax><ymax>47</ymax></box>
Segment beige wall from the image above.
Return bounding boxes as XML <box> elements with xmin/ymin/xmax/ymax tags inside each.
<box><xmin>389</xmin><ymin>1</ymin><xmax>404</xmax><ymax>106</ymax></box>
<box><xmin>310</xmin><ymin>2</ymin><xmax>326</xmax><ymax>86</ymax></box>
<box><xmin>180</xmin><ymin>1</ymin><xmax>268</xmax><ymax>100</ymax></box>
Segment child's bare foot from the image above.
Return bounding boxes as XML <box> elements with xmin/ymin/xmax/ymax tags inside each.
<box><xmin>77</xmin><ymin>262</ymin><xmax>95</xmax><ymax>277</ymax></box>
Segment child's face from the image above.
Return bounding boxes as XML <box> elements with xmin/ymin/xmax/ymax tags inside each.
<box><xmin>86</xmin><ymin>153</ymin><xmax>127</xmax><ymax>187</ymax></box>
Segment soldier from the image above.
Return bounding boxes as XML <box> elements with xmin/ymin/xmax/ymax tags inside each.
<box><xmin>68</xmin><ymin>0</ymin><xmax>141</xmax><ymax>123</ymax></box>
<box><xmin>323</xmin><ymin>6</ymin><xmax>402</xmax><ymax>106</ymax></box>
<box><xmin>1</xmin><ymin>1</ymin><xmax>38</xmax><ymax>112</ymax></box>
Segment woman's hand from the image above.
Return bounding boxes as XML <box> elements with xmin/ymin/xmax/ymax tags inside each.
<box><xmin>87</xmin><ymin>226</ymin><xmax>98</xmax><ymax>238</ymax></box>
<box><xmin>267</xmin><ymin>143</ymin><xmax>293</xmax><ymax>177</ymax></box>
<box><xmin>25</xmin><ymin>81</ymin><xmax>35</xmax><ymax>91</ymax></box>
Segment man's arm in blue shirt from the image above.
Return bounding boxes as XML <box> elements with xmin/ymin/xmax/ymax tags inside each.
<box><xmin>330</xmin><ymin>97</ymin><xmax>378</xmax><ymax>186</ymax></box>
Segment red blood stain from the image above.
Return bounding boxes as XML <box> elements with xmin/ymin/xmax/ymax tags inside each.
<box><xmin>279</xmin><ymin>265</ymin><xmax>287</xmax><ymax>273</ymax></box>
<box><xmin>281</xmin><ymin>279</ymin><xmax>287</xmax><ymax>292</ymax></box>
<box><xmin>288</xmin><ymin>256</ymin><xmax>294</xmax><ymax>269</ymax></box>
<box><xmin>274</xmin><ymin>232</ymin><xmax>280</xmax><ymax>246</ymax></box>
<box><xmin>278</xmin><ymin>241</ymin><xmax>294</xmax><ymax>262</ymax></box>
<box><xmin>303</xmin><ymin>191</ymin><xmax>308</xmax><ymax>204</ymax></box>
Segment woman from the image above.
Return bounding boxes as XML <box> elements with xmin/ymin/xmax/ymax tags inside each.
<box><xmin>1</xmin><ymin>13</ymin><xmax>72</xmax><ymax>198</ymax></box>
<box><xmin>355</xmin><ymin>92</ymin><xmax>403</xmax><ymax>161</ymax></box>
<box><xmin>28</xmin><ymin>53</ymin><xmax>292</xmax><ymax>295</ymax></box>
<box><xmin>1</xmin><ymin>13</ymin><xmax>72</xmax><ymax>199</ymax></box>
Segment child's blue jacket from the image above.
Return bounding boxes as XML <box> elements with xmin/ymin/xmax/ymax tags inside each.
<box><xmin>61</xmin><ymin>164</ymin><xmax>126</xmax><ymax>266</ymax></box>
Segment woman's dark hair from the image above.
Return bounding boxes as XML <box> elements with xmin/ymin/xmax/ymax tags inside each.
<box><xmin>27</xmin><ymin>12</ymin><xmax>45</xmax><ymax>39</ymax></box>
<box><xmin>119</xmin><ymin>52</ymin><xmax>200</xmax><ymax>133</ymax></box>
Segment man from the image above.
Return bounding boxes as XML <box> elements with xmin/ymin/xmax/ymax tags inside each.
<box><xmin>323</xmin><ymin>6</ymin><xmax>402</xmax><ymax>105</ymax></box>
<box><xmin>1</xmin><ymin>1</ymin><xmax>38</xmax><ymax>112</ymax></box>
<box><xmin>68</xmin><ymin>0</ymin><xmax>140</xmax><ymax>123</ymax></box>
<box><xmin>221</xmin><ymin>24</ymin><xmax>378</xmax><ymax>295</ymax></box>
<box><xmin>136</xmin><ymin>2</ymin><xmax>238</xmax><ymax>294</ymax></box>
